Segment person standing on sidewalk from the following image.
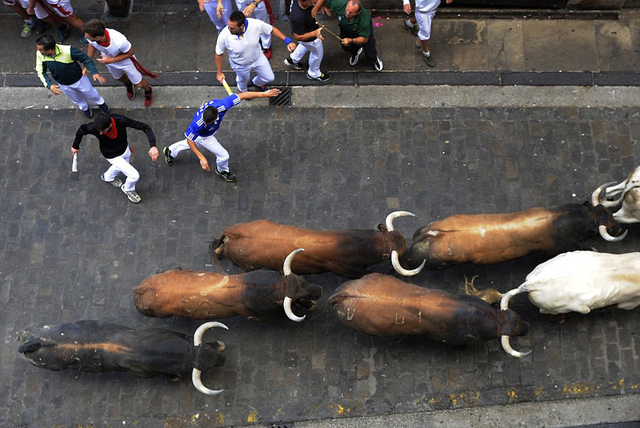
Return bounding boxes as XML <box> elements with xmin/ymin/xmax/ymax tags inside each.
<box><xmin>83</xmin><ymin>19</ymin><xmax>157</xmax><ymax>107</ymax></box>
<box><xmin>35</xmin><ymin>35</ymin><xmax>108</xmax><ymax>118</ymax></box>
<box><xmin>215</xmin><ymin>11</ymin><xmax>296</xmax><ymax>92</ymax></box>
<box><xmin>312</xmin><ymin>0</ymin><xmax>382</xmax><ymax>71</ymax></box>
<box><xmin>284</xmin><ymin>0</ymin><xmax>329</xmax><ymax>83</ymax></box>
<box><xmin>4</xmin><ymin>0</ymin><xmax>38</xmax><ymax>38</ymax></box>
<box><xmin>402</xmin><ymin>0</ymin><xmax>452</xmax><ymax>67</ymax></box>
<box><xmin>72</xmin><ymin>113</ymin><xmax>159</xmax><ymax>204</ymax></box>
<box><xmin>162</xmin><ymin>89</ymin><xmax>281</xmax><ymax>183</ymax></box>
<box><xmin>28</xmin><ymin>0</ymin><xmax>87</xmax><ymax>43</ymax></box>
<box><xmin>198</xmin><ymin>0</ymin><xmax>233</xmax><ymax>33</ymax></box>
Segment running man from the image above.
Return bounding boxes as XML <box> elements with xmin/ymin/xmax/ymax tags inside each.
<box><xmin>163</xmin><ymin>89</ymin><xmax>281</xmax><ymax>183</ymax></box>
<box><xmin>72</xmin><ymin>113</ymin><xmax>159</xmax><ymax>204</ymax></box>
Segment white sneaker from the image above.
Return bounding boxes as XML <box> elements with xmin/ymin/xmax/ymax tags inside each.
<box><xmin>373</xmin><ymin>56</ymin><xmax>383</xmax><ymax>72</ymax></box>
<box><xmin>121</xmin><ymin>185</ymin><xmax>141</xmax><ymax>204</ymax></box>
<box><xmin>101</xmin><ymin>174</ymin><xmax>123</xmax><ymax>188</ymax></box>
<box><xmin>349</xmin><ymin>47</ymin><xmax>363</xmax><ymax>66</ymax></box>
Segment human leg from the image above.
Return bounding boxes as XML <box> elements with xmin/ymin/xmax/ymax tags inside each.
<box><xmin>198</xmin><ymin>135</ymin><xmax>230</xmax><ymax>173</ymax></box>
<box><xmin>232</xmin><ymin>64</ymin><xmax>251</xmax><ymax>92</ymax></box>
<box><xmin>306</xmin><ymin>38</ymin><xmax>324</xmax><ymax>78</ymax></box>
<box><xmin>203</xmin><ymin>0</ymin><xmax>232</xmax><ymax>32</ymax></box>
<box><xmin>415</xmin><ymin>9</ymin><xmax>436</xmax><ymax>67</ymax></box>
<box><xmin>251</xmin><ymin>55</ymin><xmax>275</xmax><ymax>87</ymax></box>
<box><xmin>165</xmin><ymin>139</ymin><xmax>192</xmax><ymax>159</ymax></box>
<box><xmin>104</xmin><ymin>148</ymin><xmax>140</xmax><ymax>192</ymax></box>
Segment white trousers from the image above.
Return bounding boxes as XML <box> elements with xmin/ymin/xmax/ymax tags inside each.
<box><xmin>106</xmin><ymin>57</ymin><xmax>143</xmax><ymax>85</ymax></box>
<box><xmin>103</xmin><ymin>146</ymin><xmax>139</xmax><ymax>192</ymax></box>
<box><xmin>168</xmin><ymin>134</ymin><xmax>230</xmax><ymax>172</ymax></box>
<box><xmin>415</xmin><ymin>8</ymin><xmax>437</xmax><ymax>41</ymax></box>
<box><xmin>203</xmin><ymin>0</ymin><xmax>233</xmax><ymax>32</ymax></box>
<box><xmin>290</xmin><ymin>38</ymin><xmax>324</xmax><ymax>78</ymax></box>
<box><xmin>59</xmin><ymin>75</ymin><xmax>105</xmax><ymax>111</ymax></box>
<box><xmin>235</xmin><ymin>0</ymin><xmax>271</xmax><ymax>48</ymax></box>
<box><xmin>231</xmin><ymin>53</ymin><xmax>274</xmax><ymax>92</ymax></box>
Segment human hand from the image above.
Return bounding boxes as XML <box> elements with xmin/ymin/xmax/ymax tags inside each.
<box><xmin>287</xmin><ymin>42</ymin><xmax>296</xmax><ymax>53</ymax></box>
<box><xmin>242</xmin><ymin>3</ymin><xmax>255</xmax><ymax>16</ymax></box>
<box><xmin>200</xmin><ymin>157</ymin><xmax>210</xmax><ymax>171</ymax></box>
<box><xmin>93</xmin><ymin>73</ymin><xmax>106</xmax><ymax>84</ymax></box>
<box><xmin>403</xmin><ymin>4</ymin><xmax>411</xmax><ymax>14</ymax></box>
<box><xmin>50</xmin><ymin>85</ymin><xmax>62</xmax><ymax>95</ymax></box>
<box><xmin>149</xmin><ymin>147</ymin><xmax>159</xmax><ymax>162</ymax></box>
<box><xmin>71</xmin><ymin>147</ymin><xmax>79</xmax><ymax>155</ymax></box>
<box><xmin>263</xmin><ymin>88</ymin><xmax>281</xmax><ymax>97</ymax></box>
<box><xmin>216</xmin><ymin>72</ymin><xmax>225</xmax><ymax>84</ymax></box>
<box><xmin>96</xmin><ymin>55</ymin><xmax>113</xmax><ymax>65</ymax></box>
<box><xmin>216</xmin><ymin>1</ymin><xmax>224</xmax><ymax>18</ymax></box>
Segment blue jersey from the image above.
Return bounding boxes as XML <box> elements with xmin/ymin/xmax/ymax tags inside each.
<box><xmin>184</xmin><ymin>94</ymin><xmax>241</xmax><ymax>140</ymax></box>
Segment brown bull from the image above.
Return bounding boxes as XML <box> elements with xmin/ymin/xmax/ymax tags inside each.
<box><xmin>210</xmin><ymin>211</ymin><xmax>414</xmax><ymax>279</ymax></box>
<box><xmin>329</xmin><ymin>273</ymin><xmax>529</xmax><ymax>354</ymax></box>
<box><xmin>134</xmin><ymin>249</ymin><xmax>322</xmax><ymax>322</ymax></box>
<box><xmin>394</xmin><ymin>202</ymin><xmax>626</xmax><ymax>275</ymax></box>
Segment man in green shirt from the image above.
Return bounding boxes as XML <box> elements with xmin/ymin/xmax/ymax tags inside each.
<box><xmin>312</xmin><ymin>0</ymin><xmax>382</xmax><ymax>71</ymax></box>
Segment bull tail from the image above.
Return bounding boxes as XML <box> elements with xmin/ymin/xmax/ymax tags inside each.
<box><xmin>464</xmin><ymin>276</ymin><xmax>504</xmax><ymax>305</ymax></box>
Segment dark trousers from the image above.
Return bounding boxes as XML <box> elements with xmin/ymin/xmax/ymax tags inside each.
<box><xmin>339</xmin><ymin>21</ymin><xmax>378</xmax><ymax>62</ymax></box>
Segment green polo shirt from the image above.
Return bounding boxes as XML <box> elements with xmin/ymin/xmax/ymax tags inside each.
<box><xmin>325</xmin><ymin>0</ymin><xmax>371</xmax><ymax>38</ymax></box>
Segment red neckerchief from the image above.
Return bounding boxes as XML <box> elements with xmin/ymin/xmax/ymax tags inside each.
<box><xmin>103</xmin><ymin>118</ymin><xmax>118</xmax><ymax>139</ymax></box>
<box><xmin>97</xmin><ymin>29</ymin><xmax>111</xmax><ymax>47</ymax></box>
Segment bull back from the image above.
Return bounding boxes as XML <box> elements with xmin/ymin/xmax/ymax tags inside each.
<box><xmin>215</xmin><ymin>220</ymin><xmax>408</xmax><ymax>278</ymax></box>
<box><xmin>330</xmin><ymin>273</ymin><xmax>528</xmax><ymax>345</ymax></box>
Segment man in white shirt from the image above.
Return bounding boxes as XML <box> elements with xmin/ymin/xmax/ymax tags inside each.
<box><xmin>215</xmin><ymin>11</ymin><xmax>296</xmax><ymax>93</ymax></box>
<box><xmin>403</xmin><ymin>0</ymin><xmax>452</xmax><ymax>67</ymax></box>
<box><xmin>83</xmin><ymin>19</ymin><xmax>156</xmax><ymax>107</ymax></box>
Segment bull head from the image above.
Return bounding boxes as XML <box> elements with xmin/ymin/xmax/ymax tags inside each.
<box><xmin>191</xmin><ymin>322</ymin><xmax>228</xmax><ymax>395</ymax></box>
<box><xmin>589</xmin><ymin>201</ymin><xmax>627</xmax><ymax>242</ymax></box>
<box><xmin>282</xmin><ymin>249</ymin><xmax>323</xmax><ymax>322</ymax></box>
<box><xmin>499</xmin><ymin>288</ymin><xmax>532</xmax><ymax>358</ymax></box>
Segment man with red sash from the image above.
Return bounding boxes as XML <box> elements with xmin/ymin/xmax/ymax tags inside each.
<box><xmin>83</xmin><ymin>19</ymin><xmax>157</xmax><ymax>107</ymax></box>
<box><xmin>72</xmin><ymin>113</ymin><xmax>159</xmax><ymax>204</ymax></box>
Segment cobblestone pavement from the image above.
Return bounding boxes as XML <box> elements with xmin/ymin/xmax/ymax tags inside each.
<box><xmin>1</xmin><ymin>103</ymin><xmax>639</xmax><ymax>427</ymax></box>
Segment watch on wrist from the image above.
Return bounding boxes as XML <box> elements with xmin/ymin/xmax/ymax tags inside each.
<box><xmin>252</xmin><ymin>1</ymin><xmax>259</xmax><ymax>5</ymax></box>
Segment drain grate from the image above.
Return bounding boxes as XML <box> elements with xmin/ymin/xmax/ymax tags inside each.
<box><xmin>269</xmin><ymin>87</ymin><xmax>292</xmax><ymax>106</ymax></box>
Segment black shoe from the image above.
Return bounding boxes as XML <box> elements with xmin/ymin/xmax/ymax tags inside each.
<box><xmin>57</xmin><ymin>23</ymin><xmax>69</xmax><ymax>43</ymax></box>
<box><xmin>98</xmin><ymin>103</ymin><xmax>109</xmax><ymax>113</ymax></box>
<box><xmin>373</xmin><ymin>56</ymin><xmax>383</xmax><ymax>71</ymax></box>
<box><xmin>83</xmin><ymin>108</ymin><xmax>93</xmax><ymax>118</ymax></box>
<box><xmin>36</xmin><ymin>21</ymin><xmax>51</xmax><ymax>34</ymax></box>
<box><xmin>307</xmin><ymin>72</ymin><xmax>330</xmax><ymax>83</ymax></box>
<box><xmin>163</xmin><ymin>147</ymin><xmax>174</xmax><ymax>166</ymax></box>
<box><xmin>284</xmin><ymin>56</ymin><xmax>302</xmax><ymax>70</ymax></box>
<box><xmin>215</xmin><ymin>167</ymin><xmax>236</xmax><ymax>182</ymax></box>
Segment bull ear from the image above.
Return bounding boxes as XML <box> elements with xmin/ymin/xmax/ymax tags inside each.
<box><xmin>378</xmin><ymin>223</ymin><xmax>388</xmax><ymax>232</ymax></box>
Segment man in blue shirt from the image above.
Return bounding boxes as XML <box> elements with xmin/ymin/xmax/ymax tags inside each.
<box><xmin>163</xmin><ymin>88</ymin><xmax>279</xmax><ymax>182</ymax></box>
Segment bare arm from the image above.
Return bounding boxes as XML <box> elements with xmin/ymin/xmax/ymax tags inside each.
<box><xmin>187</xmin><ymin>138</ymin><xmax>210</xmax><ymax>171</ymax></box>
<box><xmin>215</xmin><ymin>53</ymin><xmax>225</xmax><ymax>83</ymax></box>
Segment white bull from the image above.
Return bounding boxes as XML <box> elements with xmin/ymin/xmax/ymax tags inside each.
<box><xmin>468</xmin><ymin>251</ymin><xmax>640</xmax><ymax>358</ymax></box>
<box><xmin>592</xmin><ymin>166</ymin><xmax>640</xmax><ymax>223</ymax></box>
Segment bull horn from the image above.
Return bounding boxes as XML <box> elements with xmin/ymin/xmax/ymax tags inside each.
<box><xmin>385</xmin><ymin>211</ymin><xmax>416</xmax><ymax>231</ymax></box>
<box><xmin>283</xmin><ymin>248</ymin><xmax>305</xmax><ymax>276</ymax></box>
<box><xmin>598</xmin><ymin>225</ymin><xmax>627</xmax><ymax>242</ymax></box>
<box><xmin>591</xmin><ymin>182</ymin><xmax>620</xmax><ymax>208</ymax></box>
<box><xmin>391</xmin><ymin>250</ymin><xmax>425</xmax><ymax>276</ymax></box>
<box><xmin>284</xmin><ymin>296</ymin><xmax>306</xmax><ymax>322</ymax></box>
<box><xmin>283</xmin><ymin>248</ymin><xmax>307</xmax><ymax>322</ymax></box>
<box><xmin>192</xmin><ymin>322</ymin><xmax>228</xmax><ymax>396</ymax></box>
<box><xmin>500</xmin><ymin>287</ymin><xmax>531</xmax><ymax>358</ymax></box>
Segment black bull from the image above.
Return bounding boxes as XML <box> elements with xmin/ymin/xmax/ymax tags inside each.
<box><xmin>17</xmin><ymin>320</ymin><xmax>227</xmax><ymax>394</ymax></box>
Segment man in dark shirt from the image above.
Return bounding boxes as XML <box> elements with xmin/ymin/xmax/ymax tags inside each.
<box><xmin>284</xmin><ymin>0</ymin><xmax>329</xmax><ymax>82</ymax></box>
<box><xmin>312</xmin><ymin>0</ymin><xmax>382</xmax><ymax>71</ymax></box>
<box><xmin>72</xmin><ymin>113</ymin><xmax>159</xmax><ymax>204</ymax></box>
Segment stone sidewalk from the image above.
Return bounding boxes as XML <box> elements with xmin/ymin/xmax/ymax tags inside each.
<box><xmin>1</xmin><ymin>1</ymin><xmax>640</xmax><ymax>88</ymax></box>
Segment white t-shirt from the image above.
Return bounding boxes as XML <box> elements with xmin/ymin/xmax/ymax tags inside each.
<box><xmin>215</xmin><ymin>18</ymin><xmax>273</xmax><ymax>67</ymax></box>
<box><xmin>87</xmin><ymin>28</ymin><xmax>135</xmax><ymax>70</ymax></box>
